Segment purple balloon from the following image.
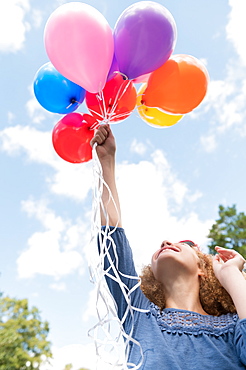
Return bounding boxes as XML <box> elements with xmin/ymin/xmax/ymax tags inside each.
<box><xmin>107</xmin><ymin>54</ymin><xmax>119</xmax><ymax>81</ymax></box>
<box><xmin>114</xmin><ymin>1</ymin><xmax>177</xmax><ymax>80</ymax></box>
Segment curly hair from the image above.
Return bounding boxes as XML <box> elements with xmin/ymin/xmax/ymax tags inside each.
<box><xmin>140</xmin><ymin>250</ymin><xmax>245</xmax><ymax>316</ymax></box>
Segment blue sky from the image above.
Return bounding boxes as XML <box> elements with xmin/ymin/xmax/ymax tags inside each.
<box><xmin>1</xmin><ymin>0</ymin><xmax>246</xmax><ymax>369</ymax></box>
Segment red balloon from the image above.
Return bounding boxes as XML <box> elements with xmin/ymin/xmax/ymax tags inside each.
<box><xmin>86</xmin><ymin>74</ymin><xmax>137</xmax><ymax>123</ymax></box>
<box><xmin>52</xmin><ymin>113</ymin><xmax>96</xmax><ymax>163</ymax></box>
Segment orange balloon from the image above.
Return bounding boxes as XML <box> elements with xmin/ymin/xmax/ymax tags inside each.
<box><xmin>142</xmin><ymin>54</ymin><xmax>209</xmax><ymax>114</ymax></box>
<box><xmin>137</xmin><ymin>83</ymin><xmax>183</xmax><ymax>128</ymax></box>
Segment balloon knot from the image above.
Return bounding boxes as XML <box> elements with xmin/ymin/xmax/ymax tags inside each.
<box><xmin>116</xmin><ymin>71</ymin><xmax>128</xmax><ymax>80</ymax></box>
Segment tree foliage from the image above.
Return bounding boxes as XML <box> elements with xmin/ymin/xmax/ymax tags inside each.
<box><xmin>207</xmin><ymin>204</ymin><xmax>246</xmax><ymax>258</ymax></box>
<box><xmin>64</xmin><ymin>365</ymin><xmax>73</xmax><ymax>370</ymax></box>
<box><xmin>63</xmin><ymin>366</ymin><xmax>90</xmax><ymax>370</ymax></box>
<box><xmin>63</xmin><ymin>365</ymin><xmax>90</xmax><ymax>370</ymax></box>
<box><xmin>0</xmin><ymin>294</ymin><xmax>52</xmax><ymax>370</ymax></box>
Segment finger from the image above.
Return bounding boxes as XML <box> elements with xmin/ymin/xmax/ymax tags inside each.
<box><xmin>96</xmin><ymin>125</ymin><xmax>109</xmax><ymax>137</ymax></box>
<box><xmin>217</xmin><ymin>253</ymin><xmax>229</xmax><ymax>263</ymax></box>
<box><xmin>91</xmin><ymin>126</ymin><xmax>109</xmax><ymax>145</ymax></box>
<box><xmin>96</xmin><ymin>130</ymin><xmax>108</xmax><ymax>142</ymax></box>
<box><xmin>96</xmin><ymin>123</ymin><xmax>110</xmax><ymax>136</ymax></box>
<box><xmin>215</xmin><ymin>246</ymin><xmax>236</xmax><ymax>253</ymax></box>
<box><xmin>216</xmin><ymin>249</ymin><xmax>235</xmax><ymax>262</ymax></box>
<box><xmin>215</xmin><ymin>247</ymin><xmax>237</xmax><ymax>257</ymax></box>
<box><xmin>90</xmin><ymin>133</ymin><xmax>105</xmax><ymax>147</ymax></box>
<box><xmin>215</xmin><ymin>246</ymin><xmax>228</xmax><ymax>252</ymax></box>
<box><xmin>213</xmin><ymin>254</ymin><xmax>221</xmax><ymax>263</ymax></box>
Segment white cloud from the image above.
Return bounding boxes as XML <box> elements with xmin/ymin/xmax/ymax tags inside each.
<box><xmin>17</xmin><ymin>199</ymin><xmax>85</xmax><ymax>279</ymax></box>
<box><xmin>49</xmin><ymin>282</ymin><xmax>66</xmax><ymax>291</ymax></box>
<box><xmin>7</xmin><ymin>112</ymin><xmax>16</xmax><ymax>124</ymax></box>
<box><xmin>115</xmin><ymin>150</ymin><xmax>213</xmax><ymax>270</ymax></box>
<box><xmin>26</xmin><ymin>96</ymin><xmax>48</xmax><ymax>125</ymax></box>
<box><xmin>0</xmin><ymin>125</ymin><xmax>55</xmax><ymax>163</ymax></box>
<box><xmin>187</xmin><ymin>190</ymin><xmax>203</xmax><ymax>203</ymax></box>
<box><xmin>48</xmin><ymin>163</ymin><xmax>93</xmax><ymax>202</ymax></box>
<box><xmin>196</xmin><ymin>1</ymin><xmax>246</xmax><ymax>151</ymax></box>
<box><xmin>41</xmin><ymin>343</ymin><xmax>98</xmax><ymax>370</ymax></box>
<box><xmin>0</xmin><ymin>0</ymin><xmax>30</xmax><ymax>53</ymax></box>
<box><xmin>199</xmin><ymin>61</ymin><xmax>246</xmax><ymax>150</ymax></box>
<box><xmin>130</xmin><ymin>139</ymin><xmax>148</xmax><ymax>155</ymax></box>
<box><xmin>227</xmin><ymin>0</ymin><xmax>246</xmax><ymax>65</ymax></box>
<box><xmin>41</xmin><ymin>341</ymin><xmax>125</xmax><ymax>370</ymax></box>
<box><xmin>200</xmin><ymin>133</ymin><xmax>217</xmax><ymax>153</ymax></box>
<box><xmin>31</xmin><ymin>8</ymin><xmax>43</xmax><ymax>29</ymax></box>
<box><xmin>0</xmin><ymin>124</ymin><xmax>93</xmax><ymax>201</ymax></box>
<box><xmin>0</xmin><ymin>123</ymin><xmax>212</xmax><ymax>278</ymax></box>
<box><xmin>82</xmin><ymin>287</ymin><xmax>98</xmax><ymax>322</ymax></box>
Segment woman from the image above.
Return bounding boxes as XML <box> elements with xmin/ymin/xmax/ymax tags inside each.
<box><xmin>91</xmin><ymin>124</ymin><xmax>246</xmax><ymax>369</ymax></box>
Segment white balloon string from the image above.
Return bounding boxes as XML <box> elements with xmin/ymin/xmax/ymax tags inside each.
<box><xmin>115</xmin><ymin>71</ymin><xmax>129</xmax><ymax>81</ymax></box>
<box><xmin>108</xmin><ymin>80</ymin><xmax>131</xmax><ymax>120</ymax></box>
<box><xmin>89</xmin><ymin>107</ymin><xmax>105</xmax><ymax>122</ymax></box>
<box><xmin>90</xmin><ymin>79</ymin><xmax>133</xmax><ymax>125</ymax></box>
<box><xmin>88</xmin><ymin>143</ymin><xmax>147</xmax><ymax>369</ymax></box>
<box><xmin>89</xmin><ymin>120</ymin><xmax>100</xmax><ymax>131</ymax></box>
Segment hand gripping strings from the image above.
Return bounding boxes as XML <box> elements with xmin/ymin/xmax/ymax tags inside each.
<box><xmin>88</xmin><ymin>143</ymin><xmax>147</xmax><ymax>369</ymax></box>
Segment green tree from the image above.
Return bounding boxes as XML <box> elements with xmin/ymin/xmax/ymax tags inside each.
<box><xmin>64</xmin><ymin>365</ymin><xmax>73</xmax><ymax>370</ymax></box>
<box><xmin>207</xmin><ymin>204</ymin><xmax>246</xmax><ymax>258</ymax></box>
<box><xmin>0</xmin><ymin>294</ymin><xmax>52</xmax><ymax>370</ymax></box>
<box><xmin>63</xmin><ymin>365</ymin><xmax>90</xmax><ymax>370</ymax></box>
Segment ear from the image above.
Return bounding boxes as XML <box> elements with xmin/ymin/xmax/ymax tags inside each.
<box><xmin>198</xmin><ymin>267</ymin><xmax>205</xmax><ymax>277</ymax></box>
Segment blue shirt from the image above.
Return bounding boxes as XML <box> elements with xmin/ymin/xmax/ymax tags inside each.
<box><xmin>99</xmin><ymin>227</ymin><xmax>246</xmax><ymax>369</ymax></box>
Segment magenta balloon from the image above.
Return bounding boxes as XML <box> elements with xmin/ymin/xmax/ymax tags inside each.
<box><xmin>114</xmin><ymin>1</ymin><xmax>177</xmax><ymax>80</ymax></box>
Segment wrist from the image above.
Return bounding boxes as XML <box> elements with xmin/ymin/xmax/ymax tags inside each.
<box><xmin>100</xmin><ymin>155</ymin><xmax>115</xmax><ymax>168</ymax></box>
<box><xmin>218</xmin><ymin>266</ymin><xmax>243</xmax><ymax>291</ymax></box>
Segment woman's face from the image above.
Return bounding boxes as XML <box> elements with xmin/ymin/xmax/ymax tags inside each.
<box><xmin>151</xmin><ymin>240</ymin><xmax>203</xmax><ymax>282</ymax></box>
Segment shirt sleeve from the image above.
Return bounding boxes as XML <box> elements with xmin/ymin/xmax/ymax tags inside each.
<box><xmin>98</xmin><ymin>226</ymin><xmax>148</xmax><ymax>324</ymax></box>
<box><xmin>234</xmin><ymin>318</ymin><xmax>246</xmax><ymax>365</ymax></box>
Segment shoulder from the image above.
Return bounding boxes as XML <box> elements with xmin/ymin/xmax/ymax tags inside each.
<box><xmin>149</xmin><ymin>304</ymin><xmax>239</xmax><ymax>336</ymax></box>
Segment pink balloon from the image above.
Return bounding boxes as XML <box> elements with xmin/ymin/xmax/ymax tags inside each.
<box><xmin>44</xmin><ymin>2</ymin><xmax>114</xmax><ymax>93</ymax></box>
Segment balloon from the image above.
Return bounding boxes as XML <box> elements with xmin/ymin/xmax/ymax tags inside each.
<box><xmin>107</xmin><ymin>54</ymin><xmax>119</xmax><ymax>81</ymax></box>
<box><xmin>52</xmin><ymin>113</ymin><xmax>96</xmax><ymax>163</ymax></box>
<box><xmin>33</xmin><ymin>62</ymin><xmax>86</xmax><ymax>114</ymax></box>
<box><xmin>133</xmin><ymin>73</ymin><xmax>151</xmax><ymax>84</ymax></box>
<box><xmin>44</xmin><ymin>2</ymin><xmax>114</xmax><ymax>93</ymax></box>
<box><xmin>114</xmin><ymin>1</ymin><xmax>177</xmax><ymax>79</ymax></box>
<box><xmin>86</xmin><ymin>74</ymin><xmax>137</xmax><ymax>123</ymax></box>
<box><xmin>143</xmin><ymin>54</ymin><xmax>209</xmax><ymax>114</ymax></box>
<box><xmin>137</xmin><ymin>84</ymin><xmax>183</xmax><ymax>127</ymax></box>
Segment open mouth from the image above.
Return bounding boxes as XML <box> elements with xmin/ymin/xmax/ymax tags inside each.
<box><xmin>158</xmin><ymin>246</ymin><xmax>180</xmax><ymax>257</ymax></box>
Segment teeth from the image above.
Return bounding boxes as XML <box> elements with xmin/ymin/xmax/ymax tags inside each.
<box><xmin>160</xmin><ymin>247</ymin><xmax>178</xmax><ymax>254</ymax></box>
<box><xmin>157</xmin><ymin>245</ymin><xmax>180</xmax><ymax>258</ymax></box>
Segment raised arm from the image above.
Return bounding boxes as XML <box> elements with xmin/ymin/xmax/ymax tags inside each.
<box><xmin>90</xmin><ymin>124</ymin><xmax>122</xmax><ymax>228</ymax></box>
<box><xmin>213</xmin><ymin>246</ymin><xmax>246</xmax><ymax>319</ymax></box>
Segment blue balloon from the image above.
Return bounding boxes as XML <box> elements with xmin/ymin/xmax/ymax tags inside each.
<box><xmin>33</xmin><ymin>62</ymin><xmax>86</xmax><ymax>114</ymax></box>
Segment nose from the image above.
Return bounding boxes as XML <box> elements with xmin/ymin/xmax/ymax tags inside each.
<box><xmin>161</xmin><ymin>240</ymin><xmax>172</xmax><ymax>247</ymax></box>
